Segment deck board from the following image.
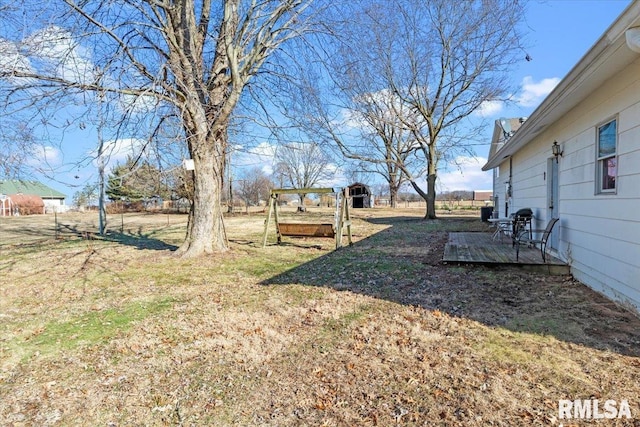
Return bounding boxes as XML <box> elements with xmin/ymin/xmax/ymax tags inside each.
<box><xmin>443</xmin><ymin>232</ymin><xmax>569</xmax><ymax>274</ymax></box>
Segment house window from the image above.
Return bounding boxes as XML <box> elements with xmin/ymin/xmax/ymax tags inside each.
<box><xmin>596</xmin><ymin>119</ymin><xmax>617</xmax><ymax>193</ymax></box>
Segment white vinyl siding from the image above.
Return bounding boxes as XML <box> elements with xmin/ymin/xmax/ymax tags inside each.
<box><xmin>500</xmin><ymin>56</ymin><xmax>640</xmax><ymax>313</ymax></box>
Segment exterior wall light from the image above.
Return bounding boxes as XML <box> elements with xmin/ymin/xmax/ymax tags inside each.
<box><xmin>552</xmin><ymin>141</ymin><xmax>563</xmax><ymax>162</ymax></box>
<box><xmin>626</xmin><ymin>27</ymin><xmax>640</xmax><ymax>53</ymax></box>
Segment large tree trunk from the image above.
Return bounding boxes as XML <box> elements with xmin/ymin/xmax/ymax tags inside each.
<box><xmin>424</xmin><ymin>143</ymin><xmax>438</xmax><ymax>219</ymax></box>
<box><xmin>424</xmin><ymin>173</ymin><xmax>437</xmax><ymax>219</ymax></box>
<box><xmin>389</xmin><ymin>184</ymin><xmax>399</xmax><ymax>209</ymax></box>
<box><xmin>176</xmin><ymin>134</ymin><xmax>228</xmax><ymax>257</ymax></box>
<box><xmin>407</xmin><ymin>177</ymin><xmax>436</xmax><ymax>219</ymax></box>
<box><xmin>388</xmin><ymin>169</ymin><xmax>400</xmax><ymax>208</ymax></box>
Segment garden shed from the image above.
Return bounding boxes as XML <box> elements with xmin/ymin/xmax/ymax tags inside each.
<box><xmin>348</xmin><ymin>183</ymin><xmax>372</xmax><ymax>208</ymax></box>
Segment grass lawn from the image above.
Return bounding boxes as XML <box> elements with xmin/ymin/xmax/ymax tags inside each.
<box><xmin>1</xmin><ymin>208</ymin><xmax>639</xmax><ymax>426</ymax></box>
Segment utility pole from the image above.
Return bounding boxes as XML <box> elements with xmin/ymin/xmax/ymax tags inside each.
<box><xmin>97</xmin><ymin>90</ymin><xmax>107</xmax><ymax>235</ymax></box>
<box><xmin>227</xmin><ymin>148</ymin><xmax>233</xmax><ymax>213</ymax></box>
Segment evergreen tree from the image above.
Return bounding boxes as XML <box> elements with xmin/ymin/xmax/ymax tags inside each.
<box><xmin>105</xmin><ymin>157</ymin><xmax>168</xmax><ymax>202</ymax></box>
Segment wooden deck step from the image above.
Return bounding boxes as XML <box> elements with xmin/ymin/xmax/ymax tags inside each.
<box><xmin>443</xmin><ymin>232</ymin><xmax>569</xmax><ymax>275</ymax></box>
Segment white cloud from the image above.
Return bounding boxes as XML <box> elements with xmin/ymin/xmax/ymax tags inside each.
<box><xmin>234</xmin><ymin>142</ymin><xmax>277</xmax><ymax>173</ymax></box>
<box><xmin>23</xmin><ymin>26</ymin><xmax>96</xmax><ymax>84</ymax></box>
<box><xmin>437</xmin><ymin>156</ymin><xmax>493</xmax><ymax>191</ymax></box>
<box><xmin>339</xmin><ymin>107</ymin><xmax>365</xmax><ymax>131</ymax></box>
<box><xmin>475</xmin><ymin>100</ymin><xmax>504</xmax><ymax>117</ymax></box>
<box><xmin>340</xmin><ymin>88</ymin><xmax>421</xmax><ymax>132</ymax></box>
<box><xmin>92</xmin><ymin>138</ymin><xmax>147</xmax><ymax>170</ymax></box>
<box><xmin>0</xmin><ymin>39</ymin><xmax>33</xmax><ymax>75</ymax></box>
<box><xmin>232</xmin><ymin>142</ymin><xmax>349</xmax><ymax>189</ymax></box>
<box><xmin>12</xmin><ymin>27</ymin><xmax>158</xmax><ymax>116</ymax></box>
<box><xmin>118</xmin><ymin>90</ymin><xmax>162</xmax><ymax>115</ymax></box>
<box><xmin>316</xmin><ymin>163</ymin><xmax>348</xmax><ymax>189</ymax></box>
<box><xmin>28</xmin><ymin>145</ymin><xmax>62</xmax><ymax>168</ymax></box>
<box><xmin>517</xmin><ymin>76</ymin><xmax>561</xmax><ymax>107</ymax></box>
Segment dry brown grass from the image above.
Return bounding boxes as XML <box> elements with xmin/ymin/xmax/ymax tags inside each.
<box><xmin>1</xmin><ymin>208</ymin><xmax>640</xmax><ymax>426</ymax></box>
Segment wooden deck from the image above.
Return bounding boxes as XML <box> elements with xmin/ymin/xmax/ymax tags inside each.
<box><xmin>443</xmin><ymin>232</ymin><xmax>569</xmax><ymax>274</ymax></box>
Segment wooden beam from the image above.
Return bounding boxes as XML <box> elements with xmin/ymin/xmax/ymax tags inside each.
<box><xmin>270</xmin><ymin>187</ymin><xmax>338</xmax><ymax>195</ymax></box>
<box><xmin>278</xmin><ymin>223</ymin><xmax>335</xmax><ymax>238</ymax></box>
<box><xmin>262</xmin><ymin>195</ymin><xmax>276</xmax><ymax>247</ymax></box>
<box><xmin>262</xmin><ymin>186</ymin><xmax>352</xmax><ymax>249</ymax></box>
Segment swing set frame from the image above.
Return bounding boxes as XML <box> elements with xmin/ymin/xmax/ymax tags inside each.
<box><xmin>262</xmin><ymin>187</ymin><xmax>353</xmax><ymax>249</ymax></box>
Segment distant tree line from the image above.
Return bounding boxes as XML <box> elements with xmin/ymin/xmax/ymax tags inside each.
<box><xmin>435</xmin><ymin>191</ymin><xmax>474</xmax><ymax>202</ymax></box>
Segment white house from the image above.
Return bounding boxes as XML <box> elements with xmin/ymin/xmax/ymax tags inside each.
<box><xmin>483</xmin><ymin>3</ymin><xmax>640</xmax><ymax>313</ymax></box>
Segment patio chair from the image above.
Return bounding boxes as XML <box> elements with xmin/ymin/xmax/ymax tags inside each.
<box><xmin>515</xmin><ymin>217</ymin><xmax>559</xmax><ymax>262</ymax></box>
<box><xmin>511</xmin><ymin>208</ymin><xmax>533</xmax><ymax>246</ymax></box>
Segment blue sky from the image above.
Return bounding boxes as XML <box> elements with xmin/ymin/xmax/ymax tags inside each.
<box><xmin>435</xmin><ymin>0</ymin><xmax>632</xmax><ymax>193</ymax></box>
<box><xmin>23</xmin><ymin>0</ymin><xmax>633</xmax><ymax>199</ymax></box>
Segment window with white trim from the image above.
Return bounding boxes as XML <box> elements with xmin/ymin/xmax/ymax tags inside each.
<box><xmin>596</xmin><ymin>119</ymin><xmax>617</xmax><ymax>193</ymax></box>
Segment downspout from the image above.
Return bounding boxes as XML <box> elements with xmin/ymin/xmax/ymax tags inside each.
<box><xmin>506</xmin><ymin>157</ymin><xmax>513</xmax><ymax>217</ymax></box>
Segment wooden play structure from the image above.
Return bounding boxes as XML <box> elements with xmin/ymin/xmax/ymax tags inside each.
<box><xmin>262</xmin><ymin>187</ymin><xmax>353</xmax><ymax>249</ymax></box>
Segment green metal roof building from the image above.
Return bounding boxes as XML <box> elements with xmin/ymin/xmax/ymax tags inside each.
<box><xmin>0</xmin><ymin>180</ymin><xmax>67</xmax><ymax>215</ymax></box>
<box><xmin>0</xmin><ymin>180</ymin><xmax>66</xmax><ymax>200</ymax></box>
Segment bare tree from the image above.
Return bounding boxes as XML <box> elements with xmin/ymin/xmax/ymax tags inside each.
<box><xmin>236</xmin><ymin>167</ymin><xmax>272</xmax><ymax>213</ymax></box>
<box><xmin>294</xmin><ymin>0</ymin><xmax>526</xmax><ymax>218</ymax></box>
<box><xmin>0</xmin><ymin>118</ymin><xmax>38</xmax><ymax>178</ymax></box>
<box><xmin>274</xmin><ymin>142</ymin><xmax>332</xmax><ymax>203</ymax></box>
<box><xmin>0</xmin><ymin>0</ymin><xmax>314</xmax><ymax>256</ymax></box>
<box><xmin>72</xmin><ymin>182</ymin><xmax>99</xmax><ymax>209</ymax></box>
<box><xmin>330</xmin><ymin>90</ymin><xmax>420</xmax><ymax>208</ymax></box>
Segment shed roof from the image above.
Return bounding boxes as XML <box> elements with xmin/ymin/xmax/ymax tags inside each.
<box><xmin>0</xmin><ymin>180</ymin><xmax>66</xmax><ymax>199</ymax></box>
<box><xmin>348</xmin><ymin>182</ymin><xmax>371</xmax><ymax>191</ymax></box>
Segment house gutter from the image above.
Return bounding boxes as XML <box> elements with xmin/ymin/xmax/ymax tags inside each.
<box><xmin>483</xmin><ymin>1</ymin><xmax>640</xmax><ymax>171</ymax></box>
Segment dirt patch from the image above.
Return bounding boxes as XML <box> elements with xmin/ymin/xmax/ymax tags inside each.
<box><xmin>1</xmin><ymin>209</ymin><xmax>639</xmax><ymax>425</ymax></box>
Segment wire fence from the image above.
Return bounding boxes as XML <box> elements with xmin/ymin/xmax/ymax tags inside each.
<box><xmin>0</xmin><ymin>202</ymin><xmax>490</xmax><ymax>248</ymax></box>
<box><xmin>0</xmin><ymin>211</ymin><xmax>188</xmax><ymax>248</ymax></box>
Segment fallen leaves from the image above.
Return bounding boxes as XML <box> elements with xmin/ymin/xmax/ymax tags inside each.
<box><xmin>2</xmin><ymin>211</ymin><xmax>640</xmax><ymax>426</ymax></box>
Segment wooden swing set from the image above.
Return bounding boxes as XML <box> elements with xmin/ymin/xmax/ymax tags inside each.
<box><xmin>262</xmin><ymin>187</ymin><xmax>353</xmax><ymax>249</ymax></box>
